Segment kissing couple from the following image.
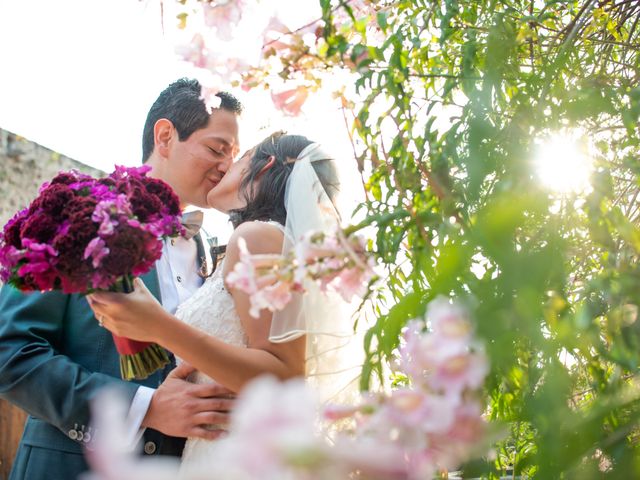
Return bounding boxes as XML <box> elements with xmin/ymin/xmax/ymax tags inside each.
<box><xmin>0</xmin><ymin>78</ymin><xmax>360</xmax><ymax>479</ymax></box>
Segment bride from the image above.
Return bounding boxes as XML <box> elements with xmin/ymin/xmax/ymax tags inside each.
<box><xmin>88</xmin><ymin>131</ymin><xmax>360</xmax><ymax>469</ymax></box>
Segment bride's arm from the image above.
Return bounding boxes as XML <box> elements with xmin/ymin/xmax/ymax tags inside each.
<box><xmin>153</xmin><ymin>222</ymin><xmax>305</xmax><ymax>391</ymax></box>
<box><xmin>89</xmin><ymin>221</ymin><xmax>305</xmax><ymax>393</ymax></box>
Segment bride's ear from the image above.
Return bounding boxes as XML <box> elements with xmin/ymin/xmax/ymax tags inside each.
<box><xmin>257</xmin><ymin>155</ymin><xmax>276</xmax><ymax>178</ymax></box>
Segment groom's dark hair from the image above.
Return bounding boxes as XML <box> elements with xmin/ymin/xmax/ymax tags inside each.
<box><xmin>141</xmin><ymin>78</ymin><xmax>243</xmax><ymax>163</ymax></box>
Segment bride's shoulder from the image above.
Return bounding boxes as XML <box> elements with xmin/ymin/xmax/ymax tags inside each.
<box><xmin>228</xmin><ymin>221</ymin><xmax>284</xmax><ymax>255</ymax></box>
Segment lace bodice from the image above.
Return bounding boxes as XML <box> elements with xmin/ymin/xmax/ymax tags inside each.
<box><xmin>174</xmin><ymin>258</ymin><xmax>247</xmax><ymax>470</ymax></box>
<box><xmin>174</xmin><ymin>259</ymin><xmax>248</xmax><ymax>381</ymax></box>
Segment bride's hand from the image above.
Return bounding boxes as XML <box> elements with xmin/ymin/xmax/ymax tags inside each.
<box><xmin>88</xmin><ymin>278</ymin><xmax>165</xmax><ymax>342</ymax></box>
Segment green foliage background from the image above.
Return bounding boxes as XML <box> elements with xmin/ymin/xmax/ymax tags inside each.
<box><xmin>317</xmin><ymin>0</ymin><xmax>640</xmax><ymax>477</ymax></box>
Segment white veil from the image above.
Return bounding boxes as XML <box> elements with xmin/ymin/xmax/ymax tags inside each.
<box><xmin>269</xmin><ymin>143</ymin><xmax>363</xmax><ymax>405</ymax></box>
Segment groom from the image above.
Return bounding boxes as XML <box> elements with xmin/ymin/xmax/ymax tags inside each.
<box><xmin>0</xmin><ymin>78</ymin><xmax>242</xmax><ymax>479</ymax></box>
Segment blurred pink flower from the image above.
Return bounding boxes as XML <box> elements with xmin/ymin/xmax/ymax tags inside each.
<box><xmin>295</xmin><ymin>231</ymin><xmax>341</xmax><ymax>264</ymax></box>
<box><xmin>427</xmin><ymin>297</ymin><xmax>473</xmax><ymax>342</ymax></box>
<box><xmin>262</xmin><ymin>16</ymin><xmax>292</xmax><ymax>56</ymax></box>
<box><xmin>427</xmin><ymin>349</ymin><xmax>490</xmax><ymax>398</ymax></box>
<box><xmin>85</xmin><ymin>388</ymin><xmax>180</xmax><ymax>480</ymax></box>
<box><xmin>199</xmin><ymin>86</ymin><xmax>222</xmax><ymax>114</ymax></box>
<box><xmin>331</xmin><ymin>437</ymin><xmax>409</xmax><ymax>479</ymax></box>
<box><xmin>323</xmin><ymin>403</ymin><xmax>361</xmax><ymax>421</ymax></box>
<box><xmin>202</xmin><ymin>0</ymin><xmax>245</xmax><ymax>41</ymax></box>
<box><xmin>184</xmin><ymin>376</ymin><xmax>325</xmax><ymax>479</ymax></box>
<box><xmin>271</xmin><ymin>86</ymin><xmax>309</xmax><ymax>116</ymax></box>
<box><xmin>428</xmin><ymin>402</ymin><xmax>488</xmax><ymax>470</ymax></box>
<box><xmin>294</xmin><ymin>230</ymin><xmax>374</xmax><ymax>301</ymax></box>
<box><xmin>329</xmin><ymin>264</ymin><xmax>372</xmax><ymax>302</ymax></box>
<box><xmin>399</xmin><ymin>298</ymin><xmax>489</xmax><ymax>398</ymax></box>
<box><xmin>174</xmin><ymin>33</ymin><xmax>207</xmax><ymax>68</ymax></box>
<box><xmin>385</xmin><ymin>389</ymin><xmax>456</xmax><ymax>434</ymax></box>
<box><xmin>225</xmin><ymin>237</ymin><xmax>258</xmax><ymax>294</ymax></box>
<box><xmin>261</xmin><ymin>280</ymin><xmax>293</xmax><ymax>312</ymax></box>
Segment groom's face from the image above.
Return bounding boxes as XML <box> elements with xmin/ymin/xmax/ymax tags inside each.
<box><xmin>166</xmin><ymin>109</ymin><xmax>240</xmax><ymax>208</ymax></box>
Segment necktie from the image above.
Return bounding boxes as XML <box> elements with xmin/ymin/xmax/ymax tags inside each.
<box><xmin>181</xmin><ymin>210</ymin><xmax>204</xmax><ymax>240</ymax></box>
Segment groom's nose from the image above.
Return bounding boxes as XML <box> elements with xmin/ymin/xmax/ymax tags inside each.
<box><xmin>218</xmin><ymin>156</ymin><xmax>232</xmax><ymax>175</ymax></box>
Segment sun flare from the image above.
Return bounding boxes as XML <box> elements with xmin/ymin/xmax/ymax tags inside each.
<box><xmin>534</xmin><ymin>133</ymin><xmax>593</xmax><ymax>194</ymax></box>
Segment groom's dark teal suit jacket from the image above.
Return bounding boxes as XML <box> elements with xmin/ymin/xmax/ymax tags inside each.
<box><xmin>0</xmin><ymin>269</ymin><xmax>185</xmax><ymax>480</ymax></box>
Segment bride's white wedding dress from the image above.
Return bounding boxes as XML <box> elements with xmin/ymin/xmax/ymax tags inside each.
<box><xmin>173</xmin><ymin>222</ymin><xmax>282</xmax><ymax>471</ymax></box>
<box><xmin>174</xmin><ymin>255</ymin><xmax>246</xmax><ymax>470</ymax></box>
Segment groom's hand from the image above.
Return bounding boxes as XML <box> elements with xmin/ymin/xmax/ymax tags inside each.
<box><xmin>142</xmin><ymin>362</ymin><xmax>235</xmax><ymax>440</ymax></box>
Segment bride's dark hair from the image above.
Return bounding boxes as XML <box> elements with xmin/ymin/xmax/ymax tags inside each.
<box><xmin>229</xmin><ymin>131</ymin><xmax>341</xmax><ymax>228</ymax></box>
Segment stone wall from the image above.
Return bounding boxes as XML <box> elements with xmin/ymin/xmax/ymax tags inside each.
<box><xmin>0</xmin><ymin>128</ymin><xmax>103</xmax><ymax>228</ymax></box>
<box><xmin>0</xmin><ymin>128</ymin><xmax>103</xmax><ymax>480</ymax></box>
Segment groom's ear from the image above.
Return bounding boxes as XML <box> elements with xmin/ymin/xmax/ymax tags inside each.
<box><xmin>154</xmin><ymin>119</ymin><xmax>175</xmax><ymax>159</ymax></box>
<box><xmin>257</xmin><ymin>155</ymin><xmax>276</xmax><ymax>178</ymax></box>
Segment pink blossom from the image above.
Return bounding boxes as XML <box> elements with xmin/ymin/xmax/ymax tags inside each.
<box><xmin>271</xmin><ymin>86</ymin><xmax>309</xmax><ymax>116</ymax></box>
<box><xmin>226</xmin><ymin>237</ymin><xmax>259</xmax><ymax>293</ymax></box>
<box><xmin>261</xmin><ymin>281</ymin><xmax>293</xmax><ymax>312</ymax></box>
<box><xmin>227</xmin><ymin>261</ymin><xmax>258</xmax><ymax>294</ymax></box>
<box><xmin>92</xmin><ymin>196</ymin><xmax>131</xmax><ymax>237</ymax></box>
<box><xmin>428</xmin><ymin>402</ymin><xmax>488</xmax><ymax>470</ymax></box>
<box><xmin>427</xmin><ymin>350</ymin><xmax>490</xmax><ymax>398</ymax></box>
<box><xmin>226</xmin><ymin>238</ymin><xmax>297</xmax><ymax>318</ymax></box>
<box><xmin>249</xmin><ymin>282</ymin><xmax>291</xmax><ymax>318</ymax></box>
<box><xmin>295</xmin><ymin>231</ymin><xmax>341</xmax><ymax>263</ymax></box>
<box><xmin>261</xmin><ymin>16</ymin><xmax>291</xmax><ymax>56</ymax></box>
<box><xmin>182</xmin><ymin>376</ymin><xmax>324</xmax><ymax>479</ymax></box>
<box><xmin>331</xmin><ymin>437</ymin><xmax>409</xmax><ymax>479</ymax></box>
<box><xmin>385</xmin><ymin>389</ymin><xmax>456</xmax><ymax>434</ymax></box>
<box><xmin>84</xmin><ymin>237</ymin><xmax>110</xmax><ymax>269</ymax></box>
<box><xmin>86</xmin><ymin>388</ymin><xmax>180</xmax><ymax>480</ymax></box>
<box><xmin>333</xmin><ymin>0</ymin><xmax>377</xmax><ymax>31</ymax></box>
<box><xmin>323</xmin><ymin>403</ymin><xmax>361</xmax><ymax>421</ymax></box>
<box><xmin>427</xmin><ymin>296</ymin><xmax>473</xmax><ymax>341</ymax></box>
<box><xmin>399</xmin><ymin>299</ymin><xmax>489</xmax><ymax>398</ymax></box>
<box><xmin>200</xmin><ymin>85</ymin><xmax>222</xmax><ymax>114</ymax></box>
<box><xmin>202</xmin><ymin>0</ymin><xmax>245</xmax><ymax>41</ymax></box>
<box><xmin>328</xmin><ymin>264</ymin><xmax>373</xmax><ymax>302</ymax></box>
<box><xmin>174</xmin><ymin>33</ymin><xmax>207</xmax><ymax>68</ymax></box>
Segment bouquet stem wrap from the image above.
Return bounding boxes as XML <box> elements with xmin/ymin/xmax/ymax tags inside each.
<box><xmin>110</xmin><ymin>275</ymin><xmax>170</xmax><ymax>381</ymax></box>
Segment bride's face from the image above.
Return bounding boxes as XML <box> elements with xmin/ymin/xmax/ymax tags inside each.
<box><xmin>206</xmin><ymin>148</ymin><xmax>254</xmax><ymax>212</ymax></box>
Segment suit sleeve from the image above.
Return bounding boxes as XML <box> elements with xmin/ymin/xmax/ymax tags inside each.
<box><xmin>0</xmin><ymin>284</ymin><xmax>139</xmax><ymax>437</ymax></box>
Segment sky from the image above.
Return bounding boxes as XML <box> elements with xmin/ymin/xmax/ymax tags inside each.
<box><xmin>0</xmin><ymin>0</ymin><xmax>361</xmax><ymax>239</ymax></box>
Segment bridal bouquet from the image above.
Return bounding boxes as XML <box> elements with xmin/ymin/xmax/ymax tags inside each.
<box><xmin>226</xmin><ymin>228</ymin><xmax>375</xmax><ymax>317</ymax></box>
<box><xmin>0</xmin><ymin>165</ymin><xmax>184</xmax><ymax>380</ymax></box>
